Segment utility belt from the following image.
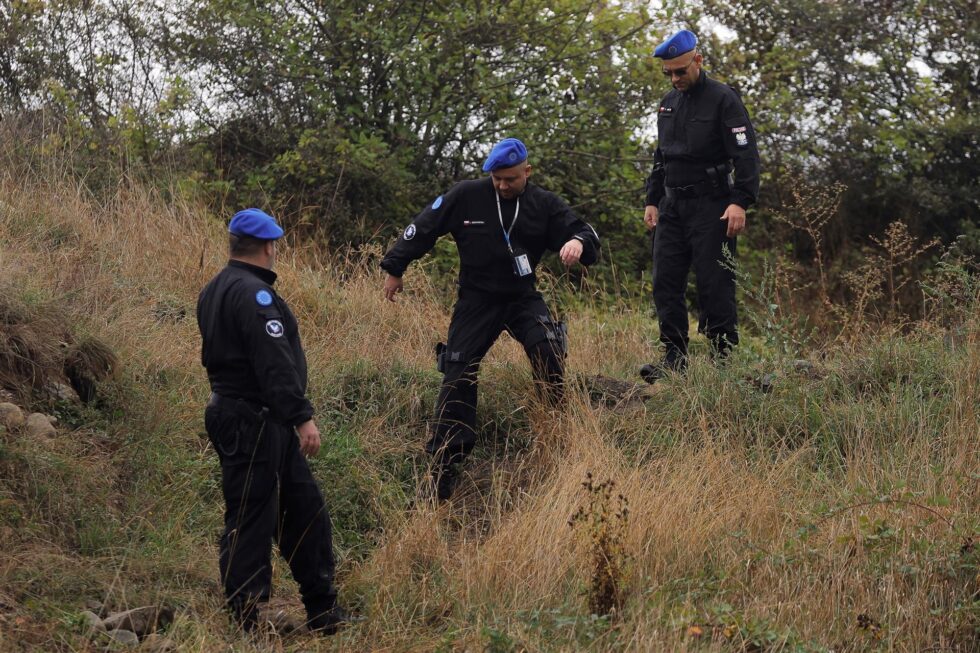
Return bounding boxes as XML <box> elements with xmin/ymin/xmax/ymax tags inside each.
<box><xmin>207</xmin><ymin>393</ymin><xmax>270</xmax><ymax>424</ymax></box>
<box><xmin>664</xmin><ymin>162</ymin><xmax>732</xmax><ymax>200</ymax></box>
<box><xmin>456</xmin><ymin>285</ymin><xmax>537</xmax><ymax>304</ymax></box>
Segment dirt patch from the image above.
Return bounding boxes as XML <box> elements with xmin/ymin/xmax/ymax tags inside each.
<box><xmin>0</xmin><ymin>288</ymin><xmax>116</xmax><ymax>404</ymax></box>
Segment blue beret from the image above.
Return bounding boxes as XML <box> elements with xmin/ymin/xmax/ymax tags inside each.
<box><xmin>654</xmin><ymin>29</ymin><xmax>698</xmax><ymax>59</ymax></box>
<box><xmin>228</xmin><ymin>208</ymin><xmax>284</xmax><ymax>240</ymax></box>
<box><xmin>482</xmin><ymin>138</ymin><xmax>528</xmax><ymax>172</ymax></box>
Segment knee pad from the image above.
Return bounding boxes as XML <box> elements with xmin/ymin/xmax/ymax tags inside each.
<box><xmin>527</xmin><ymin>337</ymin><xmax>564</xmax><ymax>370</ymax></box>
<box><xmin>528</xmin><ymin>316</ymin><xmax>567</xmax><ymax>358</ymax></box>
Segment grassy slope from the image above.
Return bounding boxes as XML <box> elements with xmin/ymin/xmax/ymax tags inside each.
<box><xmin>0</xmin><ymin>167</ymin><xmax>977</xmax><ymax>652</ymax></box>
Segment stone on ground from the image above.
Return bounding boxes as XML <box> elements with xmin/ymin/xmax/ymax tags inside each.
<box><xmin>104</xmin><ymin>628</ymin><xmax>139</xmax><ymax>646</ymax></box>
<box><xmin>24</xmin><ymin>413</ymin><xmax>56</xmax><ymax>438</ymax></box>
<box><xmin>0</xmin><ymin>403</ymin><xmax>24</xmax><ymax>429</ymax></box>
<box><xmin>101</xmin><ymin>606</ymin><xmax>174</xmax><ymax>637</ymax></box>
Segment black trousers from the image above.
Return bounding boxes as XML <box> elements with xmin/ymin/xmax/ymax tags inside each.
<box><xmin>204</xmin><ymin>402</ymin><xmax>336</xmax><ymax>627</ymax></box>
<box><xmin>652</xmin><ymin>194</ymin><xmax>738</xmax><ymax>356</ymax></box>
<box><xmin>426</xmin><ymin>289</ymin><xmax>566</xmax><ymax>464</ymax></box>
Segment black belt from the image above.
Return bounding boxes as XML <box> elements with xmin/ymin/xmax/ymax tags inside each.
<box><xmin>207</xmin><ymin>393</ymin><xmax>269</xmax><ymax>423</ymax></box>
<box><xmin>457</xmin><ymin>286</ymin><xmax>536</xmax><ymax>304</ymax></box>
<box><xmin>664</xmin><ymin>180</ymin><xmax>729</xmax><ymax>200</ymax></box>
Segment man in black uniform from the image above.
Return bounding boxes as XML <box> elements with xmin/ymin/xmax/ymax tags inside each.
<box><xmin>381</xmin><ymin>138</ymin><xmax>600</xmax><ymax>501</ymax></box>
<box><xmin>640</xmin><ymin>29</ymin><xmax>761</xmax><ymax>382</ymax></box>
<box><xmin>197</xmin><ymin>208</ymin><xmax>350</xmax><ymax>634</ymax></box>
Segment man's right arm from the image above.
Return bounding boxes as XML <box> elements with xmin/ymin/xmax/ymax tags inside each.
<box><xmin>380</xmin><ymin>187</ymin><xmax>457</xmax><ymax>279</ymax></box>
<box><xmin>644</xmin><ymin>148</ymin><xmax>665</xmax><ymax>230</ymax></box>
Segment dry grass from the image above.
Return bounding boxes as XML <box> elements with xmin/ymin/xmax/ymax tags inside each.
<box><xmin>0</xmin><ymin>158</ymin><xmax>977</xmax><ymax>652</ymax></box>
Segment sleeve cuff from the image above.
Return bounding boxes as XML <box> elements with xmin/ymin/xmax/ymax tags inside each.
<box><xmin>730</xmin><ymin>193</ymin><xmax>754</xmax><ymax>210</ymax></box>
<box><xmin>289</xmin><ymin>408</ymin><xmax>315</xmax><ymax>428</ymax></box>
<box><xmin>380</xmin><ymin>261</ymin><xmax>404</xmax><ymax>277</ymax></box>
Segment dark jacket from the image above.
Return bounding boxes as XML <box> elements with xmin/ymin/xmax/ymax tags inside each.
<box><xmin>197</xmin><ymin>260</ymin><xmax>314</xmax><ymax>426</ymax></box>
<box><xmin>381</xmin><ymin>178</ymin><xmax>600</xmax><ymax>295</ymax></box>
<box><xmin>645</xmin><ymin>70</ymin><xmax>761</xmax><ymax>210</ymax></box>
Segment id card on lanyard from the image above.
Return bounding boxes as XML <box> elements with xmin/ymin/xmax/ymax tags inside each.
<box><xmin>496</xmin><ymin>192</ymin><xmax>532</xmax><ymax>277</ymax></box>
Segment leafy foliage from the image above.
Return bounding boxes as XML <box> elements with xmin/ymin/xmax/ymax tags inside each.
<box><xmin>160</xmin><ymin>0</ymin><xmax>659</xmax><ymax>272</ymax></box>
<box><xmin>682</xmin><ymin>0</ymin><xmax>979</xmax><ymax>274</ymax></box>
<box><xmin>2</xmin><ymin>0</ymin><xmax>978</xmax><ymax>321</ymax></box>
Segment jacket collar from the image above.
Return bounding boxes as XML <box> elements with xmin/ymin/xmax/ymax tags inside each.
<box><xmin>228</xmin><ymin>259</ymin><xmax>277</xmax><ymax>285</ymax></box>
<box><xmin>684</xmin><ymin>69</ymin><xmax>708</xmax><ymax>95</ymax></box>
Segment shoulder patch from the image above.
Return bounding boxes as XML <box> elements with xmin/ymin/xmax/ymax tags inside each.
<box><xmin>432</xmin><ymin>195</ymin><xmax>443</xmax><ymax>210</ymax></box>
<box><xmin>255</xmin><ymin>289</ymin><xmax>273</xmax><ymax>306</ymax></box>
<box><xmin>265</xmin><ymin>319</ymin><xmax>284</xmax><ymax>338</ymax></box>
<box><xmin>403</xmin><ymin>224</ymin><xmax>416</xmax><ymax>240</ymax></box>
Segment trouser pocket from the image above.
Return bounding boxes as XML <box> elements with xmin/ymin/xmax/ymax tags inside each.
<box><xmin>205</xmin><ymin>404</ymin><xmax>268</xmax><ymax>464</ymax></box>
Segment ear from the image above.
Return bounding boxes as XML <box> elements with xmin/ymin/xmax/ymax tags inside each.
<box><xmin>694</xmin><ymin>52</ymin><xmax>704</xmax><ymax>65</ymax></box>
<box><xmin>265</xmin><ymin>240</ymin><xmax>276</xmax><ymax>257</ymax></box>
<box><xmin>525</xmin><ymin>164</ymin><xmax>533</xmax><ymax>178</ymax></box>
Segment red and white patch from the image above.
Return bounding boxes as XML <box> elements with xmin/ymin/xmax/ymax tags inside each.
<box><xmin>731</xmin><ymin>126</ymin><xmax>747</xmax><ymax>133</ymax></box>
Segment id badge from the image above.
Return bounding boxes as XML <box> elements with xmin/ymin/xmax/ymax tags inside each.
<box><xmin>512</xmin><ymin>253</ymin><xmax>532</xmax><ymax>277</ymax></box>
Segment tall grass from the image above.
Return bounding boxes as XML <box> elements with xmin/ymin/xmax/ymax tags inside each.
<box><xmin>0</xmin><ymin>154</ymin><xmax>977</xmax><ymax>652</ymax></box>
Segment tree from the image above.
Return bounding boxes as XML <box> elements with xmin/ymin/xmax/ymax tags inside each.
<box><xmin>677</xmin><ymin>0</ymin><xmax>979</xmax><ymax>260</ymax></box>
<box><xmin>162</xmin><ymin>0</ymin><xmax>659</xmax><ymax>276</ymax></box>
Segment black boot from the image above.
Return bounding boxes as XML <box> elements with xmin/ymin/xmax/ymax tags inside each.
<box><xmin>639</xmin><ymin>348</ymin><xmax>687</xmax><ymax>384</ymax></box>
<box><xmin>307</xmin><ymin>604</ymin><xmax>357</xmax><ymax>636</ymax></box>
<box><xmin>710</xmin><ymin>334</ymin><xmax>734</xmax><ymax>364</ymax></box>
<box><xmin>229</xmin><ymin>598</ymin><xmax>262</xmax><ymax>633</ymax></box>
<box><xmin>430</xmin><ymin>462</ymin><xmax>459</xmax><ymax>503</ymax></box>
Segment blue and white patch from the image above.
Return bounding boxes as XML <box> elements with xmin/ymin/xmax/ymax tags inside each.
<box><xmin>255</xmin><ymin>289</ymin><xmax>273</xmax><ymax>306</ymax></box>
<box><xmin>265</xmin><ymin>319</ymin><xmax>284</xmax><ymax>338</ymax></box>
<box><xmin>403</xmin><ymin>224</ymin><xmax>416</xmax><ymax>240</ymax></box>
<box><xmin>432</xmin><ymin>195</ymin><xmax>443</xmax><ymax>210</ymax></box>
<box><xmin>735</xmin><ymin>132</ymin><xmax>748</xmax><ymax>147</ymax></box>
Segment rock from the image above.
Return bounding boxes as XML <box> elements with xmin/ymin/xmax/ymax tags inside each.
<box><xmin>84</xmin><ymin>598</ymin><xmax>106</xmax><ymax>616</ymax></box>
<box><xmin>45</xmin><ymin>381</ymin><xmax>80</xmax><ymax>403</ymax></box>
<box><xmin>102</xmin><ymin>606</ymin><xmax>174</xmax><ymax>637</ymax></box>
<box><xmin>751</xmin><ymin>373</ymin><xmax>777</xmax><ymax>394</ymax></box>
<box><xmin>105</xmin><ymin>628</ymin><xmax>140</xmax><ymax>646</ymax></box>
<box><xmin>264</xmin><ymin>608</ymin><xmax>304</xmax><ymax>635</ymax></box>
<box><xmin>80</xmin><ymin>610</ymin><xmax>105</xmax><ymax>632</ymax></box>
<box><xmin>579</xmin><ymin>373</ymin><xmax>652</xmax><ymax>408</ymax></box>
<box><xmin>24</xmin><ymin>413</ymin><xmax>56</xmax><ymax>438</ymax></box>
<box><xmin>141</xmin><ymin>634</ymin><xmax>177</xmax><ymax>652</ymax></box>
<box><xmin>0</xmin><ymin>403</ymin><xmax>24</xmax><ymax>430</ymax></box>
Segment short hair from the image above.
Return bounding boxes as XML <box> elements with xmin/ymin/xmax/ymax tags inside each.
<box><xmin>229</xmin><ymin>233</ymin><xmax>269</xmax><ymax>257</ymax></box>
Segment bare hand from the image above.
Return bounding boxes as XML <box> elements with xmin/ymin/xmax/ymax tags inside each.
<box><xmin>559</xmin><ymin>239</ymin><xmax>584</xmax><ymax>266</ymax></box>
<box><xmin>644</xmin><ymin>205</ymin><xmax>658</xmax><ymax>230</ymax></box>
<box><xmin>295</xmin><ymin>419</ymin><xmax>321</xmax><ymax>457</ymax></box>
<box><xmin>720</xmin><ymin>204</ymin><xmax>746</xmax><ymax>237</ymax></box>
<box><xmin>383</xmin><ymin>274</ymin><xmax>403</xmax><ymax>302</ymax></box>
